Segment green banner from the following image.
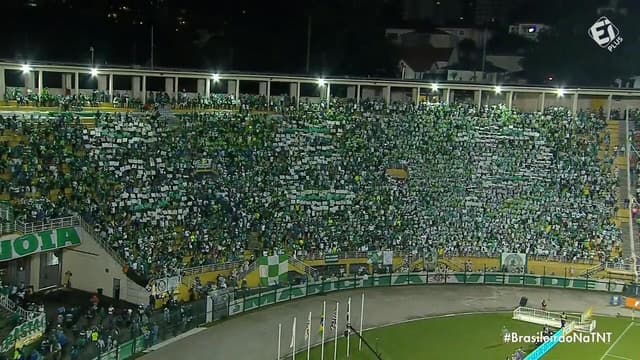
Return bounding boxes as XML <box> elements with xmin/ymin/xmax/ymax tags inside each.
<box><xmin>0</xmin><ymin>227</ymin><xmax>80</xmax><ymax>262</ymax></box>
<box><xmin>0</xmin><ymin>314</ymin><xmax>46</xmax><ymax>352</ymax></box>
<box><xmin>324</xmin><ymin>254</ymin><xmax>339</xmax><ymax>264</ymax></box>
<box><xmin>234</xmin><ymin>272</ymin><xmax>625</xmax><ymax>314</ymax></box>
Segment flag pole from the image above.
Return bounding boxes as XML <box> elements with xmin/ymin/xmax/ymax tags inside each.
<box><xmin>333</xmin><ymin>302</ymin><xmax>340</xmax><ymax>360</ymax></box>
<box><xmin>346</xmin><ymin>297</ymin><xmax>351</xmax><ymax>357</ymax></box>
<box><xmin>307</xmin><ymin>311</ymin><xmax>312</xmax><ymax>360</ymax></box>
<box><xmin>321</xmin><ymin>301</ymin><xmax>326</xmax><ymax>360</ymax></box>
<box><xmin>278</xmin><ymin>323</ymin><xmax>282</xmax><ymax>360</ymax></box>
<box><xmin>291</xmin><ymin>317</ymin><xmax>297</xmax><ymax>360</ymax></box>
<box><xmin>359</xmin><ymin>293</ymin><xmax>364</xmax><ymax>351</ymax></box>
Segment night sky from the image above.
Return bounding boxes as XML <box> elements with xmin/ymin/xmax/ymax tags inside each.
<box><xmin>2</xmin><ymin>0</ymin><xmax>640</xmax><ymax>83</ymax></box>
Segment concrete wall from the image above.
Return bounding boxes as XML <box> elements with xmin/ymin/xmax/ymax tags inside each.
<box><xmin>61</xmin><ymin>226</ymin><xmax>150</xmax><ymax>304</ymax></box>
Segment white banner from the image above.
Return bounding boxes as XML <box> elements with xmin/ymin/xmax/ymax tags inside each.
<box><xmin>152</xmin><ymin>275</ymin><xmax>181</xmax><ymax>295</ymax></box>
<box><xmin>501</xmin><ymin>253</ymin><xmax>527</xmax><ymax>273</ymax></box>
<box><xmin>383</xmin><ymin>251</ymin><xmax>393</xmax><ymax>265</ymax></box>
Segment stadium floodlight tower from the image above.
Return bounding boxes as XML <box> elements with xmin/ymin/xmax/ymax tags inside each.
<box><xmin>21</xmin><ymin>64</ymin><xmax>31</xmax><ymax>74</ymax></box>
<box><xmin>556</xmin><ymin>88</ymin><xmax>566</xmax><ymax>98</ymax></box>
<box><xmin>317</xmin><ymin>78</ymin><xmax>326</xmax><ymax>87</ymax></box>
<box><xmin>431</xmin><ymin>83</ymin><xmax>439</xmax><ymax>92</ymax></box>
<box><xmin>494</xmin><ymin>85</ymin><xmax>502</xmax><ymax>94</ymax></box>
<box><xmin>211</xmin><ymin>73</ymin><xmax>220</xmax><ymax>82</ymax></box>
<box><xmin>90</xmin><ymin>68</ymin><xmax>99</xmax><ymax>77</ymax></box>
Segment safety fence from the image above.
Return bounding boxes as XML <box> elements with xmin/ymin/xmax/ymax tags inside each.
<box><xmin>0</xmin><ymin>215</ymin><xmax>79</xmax><ymax>236</ymax></box>
<box><xmin>90</xmin><ymin>272</ymin><xmax>625</xmax><ymax>360</ymax></box>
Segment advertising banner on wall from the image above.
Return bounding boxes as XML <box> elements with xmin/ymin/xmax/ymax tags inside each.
<box><xmin>0</xmin><ymin>227</ymin><xmax>80</xmax><ymax>262</ymax></box>
<box><xmin>0</xmin><ymin>314</ymin><xmax>46</xmax><ymax>352</ymax></box>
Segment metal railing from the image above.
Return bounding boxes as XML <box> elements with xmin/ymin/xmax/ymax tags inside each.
<box><xmin>581</xmin><ymin>263</ymin><xmax>605</xmax><ymax>278</ymax></box>
<box><xmin>180</xmin><ymin>261</ymin><xmax>246</xmax><ymax>289</ymax></box>
<box><xmin>0</xmin><ymin>215</ymin><xmax>79</xmax><ymax>236</ymax></box>
<box><xmin>297</xmin><ymin>250</ymin><xmax>601</xmax><ymax>265</ymax></box>
<box><xmin>604</xmin><ymin>259</ymin><xmax>636</xmax><ymax>272</ymax></box>
<box><xmin>0</xmin><ymin>294</ymin><xmax>39</xmax><ymax>321</ymax></box>
<box><xmin>289</xmin><ymin>256</ymin><xmax>319</xmax><ymax>278</ymax></box>
<box><xmin>78</xmin><ymin>216</ymin><xmax>127</xmax><ymax>268</ymax></box>
<box><xmin>181</xmin><ymin>260</ymin><xmax>245</xmax><ymax>277</ymax></box>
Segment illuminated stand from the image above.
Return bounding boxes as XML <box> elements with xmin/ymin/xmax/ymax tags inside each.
<box><xmin>512</xmin><ymin>307</ymin><xmax>595</xmax><ymax>360</ymax></box>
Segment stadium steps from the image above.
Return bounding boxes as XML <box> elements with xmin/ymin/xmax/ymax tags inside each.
<box><xmin>609</xmin><ymin>118</ymin><xmax>635</xmax><ymax>259</ymax></box>
<box><xmin>289</xmin><ymin>257</ymin><xmax>319</xmax><ymax>277</ymax></box>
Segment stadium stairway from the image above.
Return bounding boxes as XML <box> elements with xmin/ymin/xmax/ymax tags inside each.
<box><xmin>438</xmin><ymin>258</ymin><xmax>465</xmax><ymax>271</ymax></box>
<box><xmin>289</xmin><ymin>257</ymin><xmax>319</xmax><ymax>278</ymax></box>
<box><xmin>603</xmin><ymin>120</ymin><xmax>634</xmax><ymax>259</ymax></box>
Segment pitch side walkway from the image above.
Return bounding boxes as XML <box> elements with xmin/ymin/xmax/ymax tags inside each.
<box><xmin>140</xmin><ymin>285</ymin><xmax>630</xmax><ymax>360</ymax></box>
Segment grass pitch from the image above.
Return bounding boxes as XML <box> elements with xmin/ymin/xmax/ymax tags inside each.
<box><xmin>302</xmin><ymin>313</ymin><xmax>638</xmax><ymax>360</ymax></box>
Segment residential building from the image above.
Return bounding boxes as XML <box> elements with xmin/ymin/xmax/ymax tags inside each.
<box><xmin>508</xmin><ymin>23</ymin><xmax>550</xmax><ymax>41</ymax></box>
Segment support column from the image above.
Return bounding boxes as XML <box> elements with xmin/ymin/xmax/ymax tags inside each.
<box><xmin>132</xmin><ymin>76</ymin><xmax>141</xmax><ymax>99</ymax></box>
<box><xmin>0</xmin><ymin>68</ymin><xmax>5</xmax><ymax>100</ymax></box>
<box><xmin>109</xmin><ymin>74</ymin><xmax>114</xmax><ymax>99</ymax></box>
<box><xmin>326</xmin><ymin>83</ymin><xmax>331</xmax><ymax>106</ymax></box>
<box><xmin>356</xmin><ymin>84</ymin><xmax>361</xmax><ymax>104</ymax></box>
<box><xmin>415</xmin><ymin>87</ymin><xmax>420</xmax><ymax>106</ymax></box>
<box><xmin>266</xmin><ymin>80</ymin><xmax>271</xmax><ymax>107</ymax></box>
<box><xmin>296</xmin><ymin>82</ymin><xmax>301</xmax><ymax>109</ymax></box>
<box><xmin>507</xmin><ymin>91</ymin><xmax>514</xmax><ymax>110</ymax></box>
<box><xmin>205</xmin><ymin>79</ymin><xmax>211</xmax><ymax>97</ymax></box>
<box><xmin>384</xmin><ymin>86</ymin><xmax>391</xmax><ymax>105</ymax></box>
<box><xmin>38</xmin><ymin>71</ymin><xmax>43</xmax><ymax>96</ymax></box>
<box><xmin>62</xmin><ymin>74</ymin><xmax>73</xmax><ymax>95</ymax></box>
<box><xmin>540</xmin><ymin>92</ymin><xmax>545</xmax><ymax>112</ymax></box>
<box><xmin>572</xmin><ymin>92</ymin><xmax>579</xmax><ymax>117</ymax></box>
<box><xmin>141</xmin><ymin>75</ymin><xmax>147</xmax><ymax>103</ymax></box>
<box><xmin>235</xmin><ymin>80</ymin><xmax>240</xmax><ymax>100</ymax></box>
<box><xmin>174</xmin><ymin>77</ymin><xmax>179</xmax><ymax>95</ymax></box>
<box><xmin>475</xmin><ymin>89</ymin><xmax>482</xmax><ymax>108</ymax></box>
<box><xmin>289</xmin><ymin>83</ymin><xmax>297</xmax><ymax>98</ymax></box>
<box><xmin>606</xmin><ymin>94</ymin><xmax>613</xmax><ymax>120</ymax></box>
<box><xmin>74</xmin><ymin>72</ymin><xmax>79</xmax><ymax>96</ymax></box>
<box><xmin>165</xmin><ymin>78</ymin><xmax>174</xmax><ymax>97</ymax></box>
<box><xmin>444</xmin><ymin>88</ymin><xmax>451</xmax><ymax>105</ymax></box>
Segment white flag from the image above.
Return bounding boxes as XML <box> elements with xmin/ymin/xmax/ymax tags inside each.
<box><xmin>305</xmin><ymin>312</ymin><xmax>312</xmax><ymax>342</ymax></box>
<box><xmin>346</xmin><ymin>297</ymin><xmax>351</xmax><ymax>327</ymax></box>
<box><xmin>290</xmin><ymin>317</ymin><xmax>297</xmax><ymax>348</ymax></box>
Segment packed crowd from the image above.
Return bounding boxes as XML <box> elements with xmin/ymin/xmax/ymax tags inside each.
<box><xmin>0</xmin><ymin>101</ymin><xmax>622</xmax><ymax>283</ymax></box>
<box><xmin>1</xmin><ymin>281</ymin><xmax>195</xmax><ymax>360</ymax></box>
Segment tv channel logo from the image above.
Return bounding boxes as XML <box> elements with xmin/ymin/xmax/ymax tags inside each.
<box><xmin>588</xmin><ymin>16</ymin><xmax>623</xmax><ymax>52</ymax></box>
